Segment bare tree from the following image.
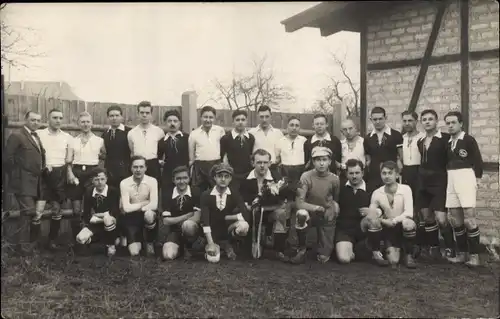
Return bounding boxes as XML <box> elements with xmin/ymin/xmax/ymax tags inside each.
<box><xmin>212</xmin><ymin>55</ymin><xmax>295</xmax><ymax>112</ymax></box>
<box><xmin>1</xmin><ymin>3</ymin><xmax>45</xmax><ymax>70</ymax></box>
<box><xmin>312</xmin><ymin>52</ymin><xmax>359</xmax><ymax>117</ymax></box>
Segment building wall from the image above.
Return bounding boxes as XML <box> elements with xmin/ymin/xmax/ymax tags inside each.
<box><xmin>365</xmin><ymin>0</ymin><xmax>500</xmax><ymax>238</ymax></box>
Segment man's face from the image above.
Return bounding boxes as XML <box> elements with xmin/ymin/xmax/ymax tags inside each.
<box><xmin>402</xmin><ymin>115</ymin><xmax>417</xmax><ymax>133</ymax></box>
<box><xmin>341</xmin><ymin>120</ymin><xmax>357</xmax><ymax>140</ymax></box>
<box><xmin>173</xmin><ymin>171</ymin><xmax>190</xmax><ymax>191</ymax></box>
<box><xmin>313</xmin><ymin>156</ymin><xmax>331</xmax><ymax>173</ymax></box>
<box><xmin>287</xmin><ymin>119</ymin><xmax>300</xmax><ymax>136</ymax></box>
<box><xmin>48</xmin><ymin>111</ymin><xmax>63</xmax><ymax>130</ymax></box>
<box><xmin>201</xmin><ymin>111</ymin><xmax>215</xmax><ymax>128</ymax></box>
<box><xmin>253</xmin><ymin>153</ymin><xmax>271</xmax><ymax>176</ymax></box>
<box><xmin>26</xmin><ymin>113</ymin><xmax>41</xmax><ymax>132</ymax></box>
<box><xmin>421</xmin><ymin>113</ymin><xmax>437</xmax><ymax>132</ymax></box>
<box><xmin>381</xmin><ymin>167</ymin><xmax>398</xmax><ymax>184</ymax></box>
<box><xmin>165</xmin><ymin>115</ymin><xmax>181</xmax><ymax>133</ymax></box>
<box><xmin>138</xmin><ymin>106</ymin><xmax>152</xmax><ymax>125</ymax></box>
<box><xmin>92</xmin><ymin>172</ymin><xmax>107</xmax><ymax>191</ymax></box>
<box><xmin>131</xmin><ymin>159</ymin><xmax>147</xmax><ymax>178</ymax></box>
<box><xmin>445</xmin><ymin>115</ymin><xmax>462</xmax><ymax>135</ymax></box>
<box><xmin>370</xmin><ymin>112</ymin><xmax>386</xmax><ymax>131</ymax></box>
<box><xmin>313</xmin><ymin>116</ymin><xmax>327</xmax><ymax>135</ymax></box>
<box><xmin>107</xmin><ymin>110</ymin><xmax>123</xmax><ymax>127</ymax></box>
<box><xmin>258</xmin><ymin>110</ymin><xmax>271</xmax><ymax>128</ymax></box>
<box><xmin>79</xmin><ymin>116</ymin><xmax>92</xmax><ymax>133</ymax></box>
<box><xmin>347</xmin><ymin>165</ymin><xmax>363</xmax><ymax>185</ymax></box>
<box><xmin>214</xmin><ymin>172</ymin><xmax>232</xmax><ymax>188</ymax></box>
<box><xmin>233</xmin><ymin>114</ymin><xmax>247</xmax><ymax>131</ymax></box>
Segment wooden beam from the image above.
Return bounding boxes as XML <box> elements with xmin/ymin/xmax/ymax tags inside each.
<box><xmin>408</xmin><ymin>0</ymin><xmax>449</xmax><ymax>112</ymax></box>
<box><xmin>483</xmin><ymin>162</ymin><xmax>499</xmax><ymax>172</ymax></box>
<box><xmin>460</xmin><ymin>0</ymin><xmax>470</xmax><ymax>133</ymax></box>
<box><xmin>281</xmin><ymin>2</ymin><xmax>348</xmax><ymax>33</ymax></box>
<box><xmin>360</xmin><ymin>20</ymin><xmax>368</xmax><ymax>136</ymax></box>
<box><xmin>2</xmin><ymin>74</ymin><xmax>6</xmax><ymax>210</ymax></box>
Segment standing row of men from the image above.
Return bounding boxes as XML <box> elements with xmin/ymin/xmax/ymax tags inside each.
<box><xmin>4</xmin><ymin>102</ymin><xmax>484</xmax><ymax>266</ymax></box>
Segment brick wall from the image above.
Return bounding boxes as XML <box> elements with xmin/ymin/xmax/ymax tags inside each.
<box><xmin>366</xmin><ymin>0</ymin><xmax>500</xmax><ymax>238</ymax></box>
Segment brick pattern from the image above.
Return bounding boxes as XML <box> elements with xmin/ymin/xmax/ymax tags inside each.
<box><xmin>366</xmin><ymin>0</ymin><xmax>500</xmax><ymax>237</ymax></box>
<box><xmin>469</xmin><ymin>0</ymin><xmax>500</xmax><ymax>51</ymax></box>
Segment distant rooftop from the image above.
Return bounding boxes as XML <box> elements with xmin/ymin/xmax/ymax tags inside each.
<box><xmin>6</xmin><ymin>81</ymin><xmax>82</xmax><ymax>101</ymax></box>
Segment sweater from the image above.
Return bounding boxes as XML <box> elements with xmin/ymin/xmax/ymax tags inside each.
<box><xmin>296</xmin><ymin>169</ymin><xmax>340</xmax><ymax>212</ymax></box>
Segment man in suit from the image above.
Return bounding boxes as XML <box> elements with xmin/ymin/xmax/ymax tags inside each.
<box><xmin>4</xmin><ymin>111</ymin><xmax>46</xmax><ymax>254</ymax></box>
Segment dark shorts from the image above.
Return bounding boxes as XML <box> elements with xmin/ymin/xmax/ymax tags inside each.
<box><xmin>192</xmin><ymin>160</ymin><xmax>220</xmax><ymax>192</ymax></box>
<box><xmin>146</xmin><ymin>159</ymin><xmax>161</xmax><ymax>184</ymax></box>
<box><xmin>382</xmin><ymin>223</ymin><xmax>404</xmax><ymax>249</ymax></box>
<box><xmin>120</xmin><ymin>211</ymin><xmax>146</xmax><ymax>244</ymax></box>
<box><xmin>416</xmin><ymin>169</ymin><xmax>447</xmax><ymax>212</ymax></box>
<box><xmin>335</xmin><ymin>224</ymin><xmax>365</xmax><ymax>244</ymax></box>
<box><xmin>280</xmin><ymin>164</ymin><xmax>305</xmax><ymax>199</ymax></box>
<box><xmin>230</xmin><ymin>171</ymin><xmax>251</xmax><ymax>190</ymax></box>
<box><xmin>68</xmin><ymin>164</ymin><xmax>98</xmax><ymax>201</ymax></box>
<box><xmin>106</xmin><ymin>160</ymin><xmax>130</xmax><ymax>189</ymax></box>
<box><xmin>402</xmin><ymin>165</ymin><xmax>419</xmax><ymax>197</ymax></box>
<box><xmin>41</xmin><ymin>165</ymin><xmax>67</xmax><ymax>203</ymax></box>
<box><xmin>159</xmin><ymin>223</ymin><xmax>202</xmax><ymax>245</ymax></box>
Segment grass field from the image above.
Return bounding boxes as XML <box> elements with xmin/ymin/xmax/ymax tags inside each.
<box><xmin>1</xmin><ymin>244</ymin><xmax>499</xmax><ymax>319</ymax></box>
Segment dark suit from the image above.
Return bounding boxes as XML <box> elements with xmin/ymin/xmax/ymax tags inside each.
<box><xmin>4</xmin><ymin>126</ymin><xmax>46</xmax><ymax>246</ymax></box>
<box><xmin>102</xmin><ymin>125</ymin><xmax>132</xmax><ymax>188</ymax></box>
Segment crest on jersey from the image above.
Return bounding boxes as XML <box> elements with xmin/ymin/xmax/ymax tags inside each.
<box><xmin>459</xmin><ymin>149</ymin><xmax>468</xmax><ymax>158</ymax></box>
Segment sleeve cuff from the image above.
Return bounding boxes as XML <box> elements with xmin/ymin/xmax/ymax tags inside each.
<box><xmin>236</xmin><ymin>213</ymin><xmax>244</xmax><ymax>221</ymax></box>
<box><xmin>162</xmin><ymin>211</ymin><xmax>172</xmax><ymax>217</ymax></box>
<box><xmin>203</xmin><ymin>226</ymin><xmax>212</xmax><ymax>234</ymax></box>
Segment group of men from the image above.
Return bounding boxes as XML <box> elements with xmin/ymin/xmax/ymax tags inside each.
<box><xmin>5</xmin><ymin>101</ymin><xmax>484</xmax><ymax>267</ymax></box>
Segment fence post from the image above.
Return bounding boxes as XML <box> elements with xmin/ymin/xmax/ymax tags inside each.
<box><xmin>181</xmin><ymin>91</ymin><xmax>198</xmax><ymax>132</ymax></box>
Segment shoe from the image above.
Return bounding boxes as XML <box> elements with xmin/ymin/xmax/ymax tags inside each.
<box><xmin>146</xmin><ymin>243</ymin><xmax>155</xmax><ymax>257</ymax></box>
<box><xmin>447</xmin><ymin>252</ymin><xmax>467</xmax><ymax>264</ymax></box>
<box><xmin>183</xmin><ymin>246</ymin><xmax>193</xmax><ymax>261</ymax></box>
<box><xmin>429</xmin><ymin>246</ymin><xmax>442</xmax><ymax>260</ymax></box>
<box><xmin>486</xmin><ymin>245</ymin><xmax>500</xmax><ymax>262</ymax></box>
<box><xmin>317</xmin><ymin>254</ymin><xmax>330</xmax><ymax>264</ymax></box>
<box><xmin>443</xmin><ymin>248</ymin><xmax>455</xmax><ymax>259</ymax></box>
<box><xmin>372</xmin><ymin>251</ymin><xmax>389</xmax><ymax>266</ymax></box>
<box><xmin>290</xmin><ymin>248</ymin><xmax>307</xmax><ymax>264</ymax></box>
<box><xmin>411</xmin><ymin>245</ymin><xmax>421</xmax><ymax>259</ymax></box>
<box><xmin>465</xmin><ymin>254</ymin><xmax>480</xmax><ymax>267</ymax></box>
<box><xmin>405</xmin><ymin>254</ymin><xmax>417</xmax><ymax>269</ymax></box>
<box><xmin>276</xmin><ymin>251</ymin><xmax>289</xmax><ymax>263</ymax></box>
<box><xmin>225</xmin><ymin>245</ymin><xmax>237</xmax><ymax>261</ymax></box>
<box><xmin>419</xmin><ymin>247</ymin><xmax>430</xmax><ymax>259</ymax></box>
<box><xmin>106</xmin><ymin>245</ymin><xmax>116</xmax><ymax>257</ymax></box>
<box><xmin>265</xmin><ymin>235</ymin><xmax>274</xmax><ymax>249</ymax></box>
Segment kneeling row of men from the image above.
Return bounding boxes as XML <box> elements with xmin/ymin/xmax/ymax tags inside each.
<box><xmin>76</xmin><ymin>145</ymin><xmax>421</xmax><ymax>268</ymax></box>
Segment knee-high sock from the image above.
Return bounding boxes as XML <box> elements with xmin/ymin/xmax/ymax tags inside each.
<box><xmin>274</xmin><ymin>232</ymin><xmax>288</xmax><ymax>253</ymax></box>
<box><xmin>425</xmin><ymin>222</ymin><xmax>440</xmax><ymax>247</ymax></box>
<box><xmin>466</xmin><ymin>227</ymin><xmax>480</xmax><ymax>254</ymax></box>
<box><xmin>416</xmin><ymin>221</ymin><xmax>426</xmax><ymax>247</ymax></box>
<box><xmin>144</xmin><ymin>222</ymin><xmax>158</xmax><ymax>243</ymax></box>
<box><xmin>453</xmin><ymin>226</ymin><xmax>467</xmax><ymax>253</ymax></box>
<box><xmin>440</xmin><ymin>224</ymin><xmax>455</xmax><ymax>250</ymax></box>
<box><xmin>367</xmin><ymin>227</ymin><xmax>382</xmax><ymax>251</ymax></box>
<box><xmin>296</xmin><ymin>229</ymin><xmax>307</xmax><ymax>249</ymax></box>
<box><xmin>30</xmin><ymin>220</ymin><xmax>42</xmax><ymax>243</ymax></box>
<box><xmin>403</xmin><ymin>228</ymin><xmax>417</xmax><ymax>254</ymax></box>
<box><xmin>48</xmin><ymin>217</ymin><xmax>61</xmax><ymax>241</ymax></box>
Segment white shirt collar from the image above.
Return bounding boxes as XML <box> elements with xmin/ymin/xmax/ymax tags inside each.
<box><xmin>247</xmin><ymin>169</ymin><xmax>274</xmax><ymax>181</ymax></box>
<box><xmin>256</xmin><ymin>124</ymin><xmax>275</xmax><ymax>132</ymax></box>
<box><xmin>164</xmin><ymin>131</ymin><xmax>183</xmax><ymax>141</ymax></box>
<box><xmin>210</xmin><ymin>186</ymin><xmax>231</xmax><ymax>196</ymax></box>
<box><xmin>231</xmin><ymin>129</ymin><xmax>250</xmax><ymax>139</ymax></box>
<box><xmin>345</xmin><ymin>180</ymin><xmax>366</xmax><ymax>191</ymax></box>
<box><xmin>341</xmin><ymin>136</ymin><xmax>362</xmax><ymax>144</ymax></box>
<box><xmin>172</xmin><ymin>185</ymin><xmax>192</xmax><ymax>199</ymax></box>
<box><xmin>420</xmin><ymin>130</ymin><xmax>442</xmax><ymax>140</ymax></box>
<box><xmin>449</xmin><ymin>131</ymin><xmax>465</xmax><ymax>142</ymax></box>
<box><xmin>311</xmin><ymin>132</ymin><xmax>332</xmax><ymax>144</ymax></box>
<box><xmin>108</xmin><ymin>123</ymin><xmax>125</xmax><ymax>131</ymax></box>
<box><xmin>369</xmin><ymin>125</ymin><xmax>392</xmax><ymax>137</ymax></box>
<box><xmin>92</xmin><ymin>185</ymin><xmax>109</xmax><ymax>197</ymax></box>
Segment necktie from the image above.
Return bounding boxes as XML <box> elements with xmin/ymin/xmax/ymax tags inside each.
<box><xmin>169</xmin><ymin>135</ymin><xmax>178</xmax><ymax>152</ymax></box>
<box><xmin>237</xmin><ymin>135</ymin><xmax>244</xmax><ymax>148</ymax></box>
<box><xmin>31</xmin><ymin>131</ymin><xmax>42</xmax><ymax>150</ymax></box>
<box><xmin>95</xmin><ymin>194</ymin><xmax>105</xmax><ymax>208</ymax></box>
<box><xmin>177</xmin><ymin>195</ymin><xmax>186</xmax><ymax>210</ymax></box>
<box><xmin>111</xmin><ymin>129</ymin><xmax>116</xmax><ymax>140</ymax></box>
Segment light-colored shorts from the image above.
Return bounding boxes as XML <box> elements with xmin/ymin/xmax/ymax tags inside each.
<box><xmin>445</xmin><ymin>168</ymin><xmax>477</xmax><ymax>208</ymax></box>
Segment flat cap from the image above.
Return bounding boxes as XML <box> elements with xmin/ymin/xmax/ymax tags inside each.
<box><xmin>311</xmin><ymin>146</ymin><xmax>332</xmax><ymax>158</ymax></box>
<box><xmin>211</xmin><ymin>163</ymin><xmax>234</xmax><ymax>177</ymax></box>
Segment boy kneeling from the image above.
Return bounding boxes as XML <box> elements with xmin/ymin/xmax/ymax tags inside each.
<box><xmin>366</xmin><ymin>160</ymin><xmax>417</xmax><ymax>268</ymax></box>
<box><xmin>160</xmin><ymin>166</ymin><xmax>202</xmax><ymax>260</ymax></box>
<box><xmin>293</xmin><ymin>147</ymin><xmax>340</xmax><ymax>264</ymax></box>
<box><xmin>201</xmin><ymin>163</ymin><xmax>250</xmax><ymax>263</ymax></box>
<box><xmin>75</xmin><ymin>168</ymin><xmax>120</xmax><ymax>256</ymax></box>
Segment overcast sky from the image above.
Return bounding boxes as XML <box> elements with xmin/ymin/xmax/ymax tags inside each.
<box><xmin>2</xmin><ymin>2</ymin><xmax>359</xmax><ymax>112</ymax></box>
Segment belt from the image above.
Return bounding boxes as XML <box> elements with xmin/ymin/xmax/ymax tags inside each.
<box><xmin>74</xmin><ymin>164</ymin><xmax>98</xmax><ymax>171</ymax></box>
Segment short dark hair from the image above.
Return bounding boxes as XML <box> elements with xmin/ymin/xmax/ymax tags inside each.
<box><xmin>107</xmin><ymin>105</ymin><xmax>123</xmax><ymax>116</ymax></box>
<box><xmin>137</xmin><ymin>101</ymin><xmax>152</xmax><ymax>112</ymax></box>
<box><xmin>232</xmin><ymin>109</ymin><xmax>247</xmax><ymax>119</ymax></box>
<box><xmin>288</xmin><ymin>116</ymin><xmax>300</xmax><ymax>124</ymax></box>
<box><xmin>200</xmin><ymin>105</ymin><xmax>216</xmax><ymax>117</ymax></box>
<box><xmin>90</xmin><ymin>167</ymin><xmax>107</xmax><ymax>178</ymax></box>
<box><xmin>172</xmin><ymin>165</ymin><xmax>190</xmax><ymax>177</ymax></box>
<box><xmin>345</xmin><ymin>158</ymin><xmax>364</xmax><ymax>171</ymax></box>
<box><xmin>401</xmin><ymin>110</ymin><xmax>418</xmax><ymax>120</ymax></box>
<box><xmin>380</xmin><ymin>160</ymin><xmax>399</xmax><ymax>173</ymax></box>
<box><xmin>420</xmin><ymin>109</ymin><xmax>438</xmax><ymax>120</ymax></box>
<box><xmin>313</xmin><ymin>113</ymin><xmax>328</xmax><ymax>123</ymax></box>
<box><xmin>257</xmin><ymin>105</ymin><xmax>271</xmax><ymax>113</ymax></box>
<box><xmin>163</xmin><ymin>109</ymin><xmax>181</xmax><ymax>122</ymax></box>
<box><xmin>48</xmin><ymin>108</ymin><xmax>62</xmax><ymax>116</ymax></box>
<box><xmin>371</xmin><ymin>107</ymin><xmax>386</xmax><ymax>117</ymax></box>
<box><xmin>444</xmin><ymin>111</ymin><xmax>463</xmax><ymax>123</ymax></box>
<box><xmin>130</xmin><ymin>155</ymin><xmax>147</xmax><ymax>166</ymax></box>
<box><xmin>252</xmin><ymin>149</ymin><xmax>271</xmax><ymax>161</ymax></box>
